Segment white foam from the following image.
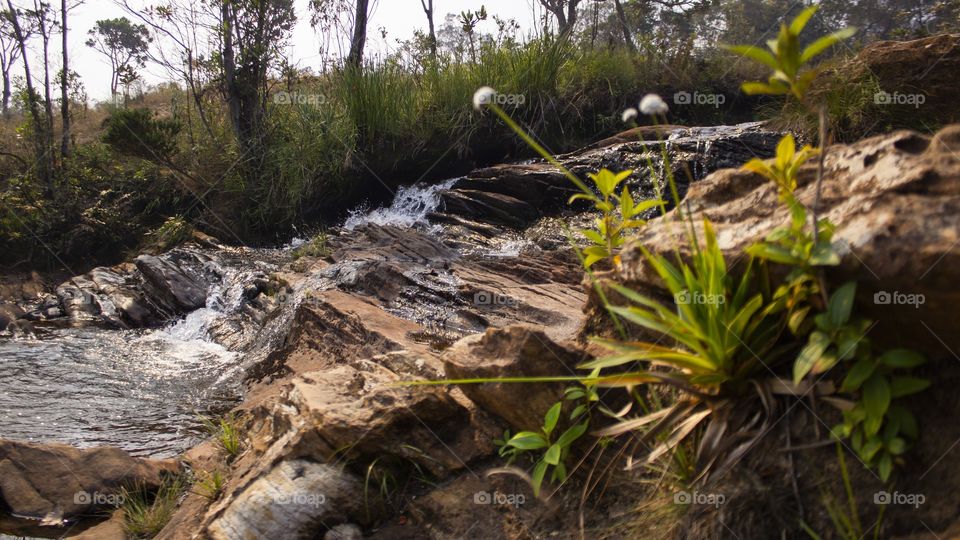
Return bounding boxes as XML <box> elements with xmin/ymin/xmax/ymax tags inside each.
<box><xmin>343</xmin><ymin>178</ymin><xmax>458</xmax><ymax>230</ymax></box>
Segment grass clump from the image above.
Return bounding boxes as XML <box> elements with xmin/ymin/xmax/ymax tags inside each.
<box><xmin>292</xmin><ymin>229</ymin><xmax>332</xmax><ymax>260</ymax></box>
<box><xmin>192</xmin><ymin>469</ymin><xmax>227</xmax><ymax>501</ymax></box>
<box><xmin>202</xmin><ymin>413</ymin><xmax>244</xmax><ymax>459</ymax></box>
<box><xmin>120</xmin><ymin>476</ymin><xmax>186</xmax><ymax>538</ymax></box>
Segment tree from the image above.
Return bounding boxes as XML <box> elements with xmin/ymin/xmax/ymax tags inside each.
<box><xmin>419</xmin><ymin>0</ymin><xmax>436</xmax><ymax>60</ymax></box>
<box><xmin>612</xmin><ymin>0</ymin><xmax>635</xmax><ymax>52</ymax></box>
<box><xmin>346</xmin><ymin>0</ymin><xmax>368</xmax><ymax>68</ymax></box>
<box><xmin>59</xmin><ymin>0</ymin><xmax>68</xmax><ymax>156</ymax></box>
<box><xmin>538</xmin><ymin>0</ymin><xmax>583</xmax><ymax>36</ymax></box>
<box><xmin>217</xmin><ymin>0</ymin><xmax>296</xmax><ymax>155</ymax></box>
<box><xmin>85</xmin><ymin>17</ymin><xmax>150</xmax><ymax>99</ymax></box>
<box><xmin>0</xmin><ymin>9</ymin><xmax>24</xmax><ymax>116</ymax></box>
<box><xmin>5</xmin><ymin>0</ymin><xmax>51</xmax><ymax>194</ymax></box>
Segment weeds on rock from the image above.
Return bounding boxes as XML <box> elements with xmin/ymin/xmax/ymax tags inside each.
<box><xmin>121</xmin><ymin>475</ymin><xmax>186</xmax><ymax>538</ymax></box>
<box><xmin>192</xmin><ymin>468</ymin><xmax>226</xmax><ymax>501</ymax></box>
<box><xmin>201</xmin><ymin>413</ymin><xmax>243</xmax><ymax>459</ymax></box>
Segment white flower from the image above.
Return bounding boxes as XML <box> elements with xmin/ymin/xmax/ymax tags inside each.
<box><xmin>639</xmin><ymin>94</ymin><xmax>669</xmax><ymax>116</ymax></box>
<box><xmin>621</xmin><ymin>107</ymin><xmax>638</xmax><ymax>123</ymax></box>
<box><xmin>473</xmin><ymin>86</ymin><xmax>497</xmax><ymax>110</ymax></box>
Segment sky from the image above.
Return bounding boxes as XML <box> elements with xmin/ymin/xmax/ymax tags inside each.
<box><xmin>56</xmin><ymin>0</ymin><xmax>549</xmax><ymax>101</ymax></box>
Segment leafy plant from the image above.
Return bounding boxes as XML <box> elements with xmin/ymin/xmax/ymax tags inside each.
<box><xmin>499</xmin><ymin>401</ymin><xmax>589</xmax><ymax>495</ymax></box>
<box><xmin>742</xmin><ymin>134</ymin><xmax>819</xmax><ymax>202</ymax></box>
<box><xmin>571</xmin><ymin>169</ymin><xmax>661</xmax><ymax>268</ymax></box>
<box><xmin>726</xmin><ymin>5</ymin><xmax>856</xmax><ymax>102</ymax></box>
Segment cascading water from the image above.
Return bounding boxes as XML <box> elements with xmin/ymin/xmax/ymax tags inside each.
<box><xmin>0</xmin><ymin>248</ymin><xmax>286</xmax><ymax>458</ymax></box>
<box><xmin>342</xmin><ymin>178</ymin><xmax>458</xmax><ymax>230</ymax></box>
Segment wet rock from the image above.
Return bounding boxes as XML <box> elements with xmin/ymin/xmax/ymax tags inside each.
<box><xmin>613</xmin><ymin>125</ymin><xmax>960</xmax><ymax>357</ymax></box>
<box><xmin>442</xmin><ymin>325</ymin><xmax>589</xmax><ymax>431</ymax></box>
<box><xmin>135</xmin><ymin>253</ymin><xmax>209</xmax><ymax>312</ymax></box>
<box><xmin>0</xmin><ymin>302</ymin><xmax>24</xmax><ymax>330</ymax></box>
<box><xmin>0</xmin><ymin>439</ymin><xmax>180</xmax><ymax>519</ymax></box>
<box><xmin>433</xmin><ymin>122</ymin><xmax>781</xmax><ymax>229</ymax></box>
<box><xmin>207</xmin><ymin>460</ymin><xmax>362</xmax><ymax>540</ymax></box>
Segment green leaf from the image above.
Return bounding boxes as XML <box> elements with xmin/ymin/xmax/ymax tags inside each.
<box><xmin>888</xmin><ymin>437</ymin><xmax>907</xmax><ymax>455</ymax></box>
<box><xmin>741</xmin><ymin>81</ymin><xmax>789</xmax><ymax>95</ymax></box>
<box><xmin>809</xmin><ymin>242</ymin><xmax>841</xmax><ymax>266</ymax></box>
<box><xmin>828</xmin><ymin>282</ymin><xmax>856</xmax><ymax>327</ymax></box>
<box><xmin>789</xmin><ymin>5</ymin><xmax>819</xmax><ymax>35</ymax></box>
<box><xmin>544</xmin><ymin>444</ymin><xmax>561</xmax><ymax>465</ymax></box>
<box><xmin>861</xmin><ymin>436</ymin><xmax>882</xmax><ymax>462</ymax></box>
<box><xmin>556</xmin><ymin>421</ymin><xmax>589</xmax><ymax>448</ymax></box>
<box><xmin>543</xmin><ymin>402</ymin><xmax>562</xmax><ymax>434</ymax></box>
<box><xmin>801</xmin><ymin>27</ymin><xmax>858</xmax><ymax>63</ymax></box>
<box><xmin>878</xmin><ymin>452</ymin><xmax>893</xmax><ymax>481</ymax></box>
<box><xmin>878</xmin><ymin>349</ymin><xmax>926</xmax><ymax>369</ymax></box>
<box><xmin>726</xmin><ymin>45</ymin><xmax>779</xmax><ymax>70</ymax></box>
<box><xmin>889</xmin><ymin>376</ymin><xmax>930</xmax><ymax>398</ymax></box>
<box><xmin>794</xmin><ymin>331</ymin><xmax>831</xmax><ymax>383</ymax></box>
<box><xmin>887</xmin><ymin>405</ymin><xmax>919</xmax><ymax>439</ymax></box>
<box><xmin>507</xmin><ymin>431</ymin><xmax>548</xmax><ymax>450</ymax></box>
<box><xmin>862</xmin><ymin>373</ymin><xmax>891</xmax><ymax>420</ymax></box>
<box><xmin>841</xmin><ymin>357</ymin><xmax>876</xmax><ymax>392</ymax></box>
<box><xmin>531</xmin><ymin>460</ymin><xmax>548</xmax><ymax>496</ymax></box>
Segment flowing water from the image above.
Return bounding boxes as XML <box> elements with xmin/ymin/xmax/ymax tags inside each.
<box><xmin>0</xmin><ymin>182</ymin><xmax>460</xmax><ymax>459</ymax></box>
<box><xmin>0</xmin><ymin>247</ymin><xmax>290</xmax><ymax>458</ymax></box>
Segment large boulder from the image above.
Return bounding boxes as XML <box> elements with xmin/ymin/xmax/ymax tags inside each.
<box><xmin>0</xmin><ymin>439</ymin><xmax>180</xmax><ymax>519</ymax></box>
<box><xmin>135</xmin><ymin>253</ymin><xmax>209</xmax><ymax>312</ymax></box>
<box><xmin>442</xmin><ymin>325</ymin><xmax>590</xmax><ymax>431</ymax></box>
<box><xmin>207</xmin><ymin>460</ymin><xmax>363</xmax><ymax>540</ymax></box>
<box><xmin>611</xmin><ymin>125</ymin><xmax>960</xmax><ymax>357</ymax></box>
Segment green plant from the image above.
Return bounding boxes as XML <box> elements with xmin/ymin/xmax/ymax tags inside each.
<box><xmin>146</xmin><ymin>215</ymin><xmax>193</xmax><ymax>253</ymax></box>
<box><xmin>202</xmin><ymin>414</ymin><xmax>243</xmax><ymax>459</ymax></box>
<box><xmin>121</xmin><ymin>476</ymin><xmax>185</xmax><ymax>538</ymax></box>
<box><xmin>572</xmin><ymin>169</ymin><xmax>661</xmax><ymax>268</ymax></box>
<box><xmin>292</xmin><ymin>229</ymin><xmax>332</xmax><ymax>259</ymax></box>
<box><xmin>726</xmin><ymin>6</ymin><xmax>856</xmax><ymax>103</ymax></box>
<box><xmin>192</xmin><ymin>469</ymin><xmax>226</xmax><ymax>501</ymax></box>
<box><xmin>498</xmin><ymin>401</ymin><xmax>589</xmax><ymax>495</ymax></box>
<box><xmin>801</xmin><ymin>444</ymin><xmax>885</xmax><ymax>540</ymax></box>
<box><xmin>102</xmin><ymin>107</ymin><xmax>181</xmax><ymax>161</ymax></box>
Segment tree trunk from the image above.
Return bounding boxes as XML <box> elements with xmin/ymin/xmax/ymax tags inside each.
<box><xmin>420</xmin><ymin>0</ymin><xmax>436</xmax><ymax>60</ymax></box>
<box><xmin>613</xmin><ymin>0</ymin><xmax>637</xmax><ymax>52</ymax></box>
<box><xmin>60</xmin><ymin>0</ymin><xmax>70</xmax><ymax>157</ymax></box>
<box><xmin>346</xmin><ymin>0</ymin><xmax>369</xmax><ymax>69</ymax></box>
<box><xmin>6</xmin><ymin>0</ymin><xmax>51</xmax><ymax>195</ymax></box>
<box><xmin>2</xmin><ymin>69</ymin><xmax>10</xmax><ymax>118</ymax></box>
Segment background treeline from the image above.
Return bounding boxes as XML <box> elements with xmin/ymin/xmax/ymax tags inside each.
<box><xmin>1</xmin><ymin>0</ymin><xmax>958</xmax><ymax>268</ymax></box>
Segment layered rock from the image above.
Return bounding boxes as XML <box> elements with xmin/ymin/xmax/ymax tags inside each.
<box><xmin>610</xmin><ymin>125</ymin><xmax>960</xmax><ymax>357</ymax></box>
<box><xmin>0</xmin><ymin>439</ymin><xmax>180</xmax><ymax>520</ymax></box>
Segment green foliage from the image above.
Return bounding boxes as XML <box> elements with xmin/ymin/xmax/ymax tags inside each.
<box><xmin>146</xmin><ymin>215</ymin><xmax>193</xmax><ymax>253</ymax></box>
<box><xmin>102</xmin><ymin>108</ymin><xmax>181</xmax><ymax>161</ymax></box>
<box><xmin>571</xmin><ymin>169</ymin><xmax>661</xmax><ymax>268</ymax></box>
<box><xmin>726</xmin><ymin>6</ymin><xmax>856</xmax><ymax>102</ymax></box>
<box><xmin>121</xmin><ymin>476</ymin><xmax>185</xmax><ymax>539</ymax></box>
<box><xmin>192</xmin><ymin>469</ymin><xmax>226</xmax><ymax>501</ymax></box>
<box><xmin>292</xmin><ymin>229</ymin><xmax>332</xmax><ymax>260</ymax></box>
<box><xmin>498</xmin><ymin>400</ymin><xmax>590</xmax><ymax>496</ymax></box>
<box><xmin>742</xmin><ymin>135</ymin><xmax>819</xmax><ymax>201</ymax></box>
<box><xmin>202</xmin><ymin>414</ymin><xmax>243</xmax><ymax>459</ymax></box>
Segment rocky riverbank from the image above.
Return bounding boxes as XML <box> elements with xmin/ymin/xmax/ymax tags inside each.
<box><xmin>2</xmin><ymin>34</ymin><xmax>959</xmax><ymax>540</ymax></box>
